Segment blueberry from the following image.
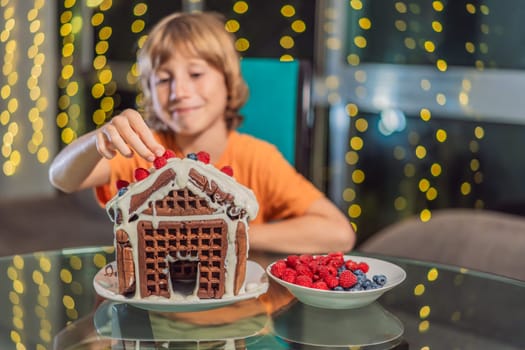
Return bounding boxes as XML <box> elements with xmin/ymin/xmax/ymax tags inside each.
<box><xmin>354</xmin><ymin>269</ymin><xmax>364</xmax><ymax>276</ymax></box>
<box><xmin>187</xmin><ymin>153</ymin><xmax>198</xmax><ymax>160</ymax></box>
<box><xmin>362</xmin><ymin>279</ymin><xmax>373</xmax><ymax>289</ymax></box>
<box><xmin>118</xmin><ymin>187</ymin><xmax>128</xmax><ymax>196</ymax></box>
<box><xmin>373</xmin><ymin>274</ymin><xmax>387</xmax><ymax>286</ymax></box>
<box><xmin>337</xmin><ymin>266</ymin><xmax>347</xmax><ymax>274</ymax></box>
<box><xmin>333</xmin><ymin>286</ymin><xmax>344</xmax><ymax>291</ymax></box>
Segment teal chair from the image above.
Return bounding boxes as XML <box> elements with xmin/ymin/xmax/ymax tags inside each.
<box><xmin>238</xmin><ymin>58</ymin><xmax>312</xmax><ymax>176</ymax></box>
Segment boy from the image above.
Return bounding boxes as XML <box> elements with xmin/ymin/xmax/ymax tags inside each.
<box><xmin>49</xmin><ymin>12</ymin><xmax>355</xmax><ymax>254</ymax></box>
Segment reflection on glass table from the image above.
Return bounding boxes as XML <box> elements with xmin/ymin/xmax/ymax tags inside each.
<box><xmin>1</xmin><ymin>247</ymin><xmax>525</xmax><ymax>349</ymax></box>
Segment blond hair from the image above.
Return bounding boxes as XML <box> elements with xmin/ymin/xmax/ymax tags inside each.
<box><xmin>137</xmin><ymin>12</ymin><xmax>248</xmax><ymax>130</ymax></box>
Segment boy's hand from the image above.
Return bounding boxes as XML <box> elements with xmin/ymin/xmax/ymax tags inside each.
<box><xmin>95</xmin><ymin>109</ymin><xmax>165</xmax><ymax>161</ymax></box>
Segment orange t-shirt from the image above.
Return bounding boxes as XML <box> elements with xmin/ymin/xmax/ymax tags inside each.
<box><xmin>95</xmin><ymin>131</ymin><xmax>323</xmax><ymax>224</ymax></box>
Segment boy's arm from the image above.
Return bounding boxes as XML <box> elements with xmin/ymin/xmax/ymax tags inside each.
<box><xmin>49</xmin><ymin>130</ymin><xmax>110</xmax><ymax>193</ymax></box>
<box><xmin>248</xmin><ymin>197</ymin><xmax>356</xmax><ymax>254</ymax></box>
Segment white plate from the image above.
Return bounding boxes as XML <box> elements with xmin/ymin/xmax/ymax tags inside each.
<box><xmin>267</xmin><ymin>255</ymin><xmax>406</xmax><ymax>309</ymax></box>
<box><xmin>94</xmin><ymin>260</ymin><xmax>269</xmax><ymax>312</ymax></box>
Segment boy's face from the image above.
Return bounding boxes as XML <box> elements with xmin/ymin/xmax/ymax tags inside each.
<box><xmin>150</xmin><ymin>52</ymin><xmax>228</xmax><ymax>137</ymax></box>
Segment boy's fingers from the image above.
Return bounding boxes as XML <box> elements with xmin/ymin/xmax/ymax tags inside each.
<box><xmin>126</xmin><ymin>111</ymin><xmax>165</xmax><ymax>157</ymax></box>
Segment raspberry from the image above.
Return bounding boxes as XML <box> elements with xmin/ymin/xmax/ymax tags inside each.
<box><xmin>329</xmin><ymin>255</ymin><xmax>345</xmax><ymax>268</ymax></box>
<box><xmin>299</xmin><ymin>254</ymin><xmax>314</xmax><ymax>265</ymax></box>
<box><xmin>295</xmin><ymin>275</ymin><xmax>313</xmax><ymax>288</ymax></box>
<box><xmin>270</xmin><ymin>260</ymin><xmax>287</xmax><ymax>278</ymax></box>
<box><xmin>163</xmin><ymin>149</ymin><xmax>176</xmax><ymax>159</ymax></box>
<box><xmin>153</xmin><ymin>156</ymin><xmax>167</xmax><ymax>169</ymax></box>
<box><xmin>295</xmin><ymin>264</ymin><xmax>313</xmax><ymax>278</ymax></box>
<box><xmin>357</xmin><ymin>262</ymin><xmax>370</xmax><ymax>273</ymax></box>
<box><xmin>197</xmin><ymin>151</ymin><xmax>210</xmax><ymax>164</ymax></box>
<box><xmin>220</xmin><ymin>165</ymin><xmax>234</xmax><ymax>176</ymax></box>
<box><xmin>281</xmin><ymin>268</ymin><xmax>297</xmax><ymax>284</ymax></box>
<box><xmin>116</xmin><ymin>179</ymin><xmax>129</xmax><ymax>190</ymax></box>
<box><xmin>134</xmin><ymin>167</ymin><xmax>150</xmax><ymax>181</ymax></box>
<box><xmin>312</xmin><ymin>281</ymin><xmax>329</xmax><ymax>290</ymax></box>
<box><xmin>286</xmin><ymin>255</ymin><xmax>300</xmax><ymax>268</ymax></box>
<box><xmin>345</xmin><ymin>259</ymin><xmax>359</xmax><ymax>271</ymax></box>
<box><xmin>339</xmin><ymin>270</ymin><xmax>358</xmax><ymax>289</ymax></box>
<box><xmin>324</xmin><ymin>275</ymin><xmax>339</xmax><ymax>289</ymax></box>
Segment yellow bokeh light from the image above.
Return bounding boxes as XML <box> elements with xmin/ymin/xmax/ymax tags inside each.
<box><xmin>60</xmin><ymin>269</ymin><xmax>73</xmax><ymax>284</ymax></box>
<box><xmin>432</xmin><ymin>1</ymin><xmax>444</xmax><ymax>11</ymax></box>
<box><xmin>63</xmin><ymin>295</ymin><xmax>75</xmax><ymax>309</ymax></box>
<box><xmin>225</xmin><ymin>19</ymin><xmax>240</xmax><ymax>33</ymax></box>
<box><xmin>66</xmin><ymin>82</ymin><xmax>79</xmax><ymax>96</ymax></box>
<box><xmin>432</xmin><ymin>21</ymin><xmax>443</xmax><ymax>32</ymax></box>
<box><xmin>93</xmin><ymin>254</ymin><xmax>107</xmax><ymax>268</ymax></box>
<box><xmin>345</xmin><ymin>151</ymin><xmax>359</xmax><ymax>165</ymax></box>
<box><xmin>466</xmin><ymin>3</ymin><xmax>476</xmax><ymax>14</ymax></box>
<box><xmin>347</xmin><ymin>204</ymin><xmax>362</xmax><ymax>218</ymax></box>
<box><xmin>427</xmin><ymin>268</ymin><xmax>439</xmax><ymax>281</ymax></box>
<box><xmin>352</xmin><ymin>169</ymin><xmax>365</xmax><ymax>184</ymax></box>
<box><xmin>470</xmin><ymin>158</ymin><xmax>480</xmax><ymax>172</ymax></box>
<box><xmin>355</xmin><ymin>118</ymin><xmax>368</xmax><ymax>132</ymax></box>
<box><xmin>92</xmin><ymin>109</ymin><xmax>106</xmax><ymax>125</ymax></box>
<box><xmin>420</xmin><ymin>305</ymin><xmax>431</xmax><ymax>318</ymax></box>
<box><xmin>91</xmin><ymin>13</ymin><xmax>104</xmax><ymax>26</ymax></box>
<box><xmin>350</xmin><ymin>0</ymin><xmax>363</xmax><ymax>10</ymax></box>
<box><xmin>133</xmin><ymin>3</ymin><xmax>148</xmax><ymax>16</ymax></box>
<box><xmin>404</xmin><ymin>37</ymin><xmax>416</xmax><ymax>49</ymax></box>
<box><xmin>426</xmin><ymin>188</ymin><xmax>438</xmax><ymax>200</ymax></box>
<box><xmin>430</xmin><ymin>163</ymin><xmax>442</xmax><ymax>176</ymax></box>
<box><xmin>95</xmin><ymin>41</ymin><xmax>109</xmax><ymax>55</ymax></box>
<box><xmin>418</xmin><ymin>178</ymin><xmax>430</xmax><ymax>192</ymax></box>
<box><xmin>8</xmin><ymin>98</ymin><xmax>18</xmax><ymax>113</ymax></box>
<box><xmin>99</xmin><ymin>69</ymin><xmax>113</xmax><ymax>84</ymax></box>
<box><xmin>394</xmin><ymin>196</ymin><xmax>407</xmax><ymax>210</ymax></box>
<box><xmin>418</xmin><ymin>320</ymin><xmax>430</xmax><ymax>333</ymax></box>
<box><xmin>347</xmin><ymin>54</ymin><xmax>360</xmax><ymax>65</ymax></box>
<box><xmin>435</xmin><ymin>129</ymin><xmax>447</xmax><ymax>142</ymax></box>
<box><xmin>350</xmin><ymin>136</ymin><xmax>363</xmax><ymax>150</ymax></box>
<box><xmin>420</xmin><ymin>209</ymin><xmax>431</xmax><ymax>222</ymax></box>
<box><xmin>436</xmin><ymin>93</ymin><xmax>446</xmax><ymax>105</ymax></box>
<box><xmin>345</xmin><ymin>103</ymin><xmax>359</xmax><ymax>117</ymax></box>
<box><xmin>235</xmin><ymin>38</ymin><xmax>250</xmax><ymax>52</ymax></box>
<box><xmin>343</xmin><ymin>188</ymin><xmax>356</xmax><ymax>202</ymax></box>
<box><xmin>279</xmin><ymin>36</ymin><xmax>294</xmax><ymax>49</ymax></box>
<box><xmin>395</xmin><ymin>2</ymin><xmax>407</xmax><ymax>13</ymax></box>
<box><xmin>354</xmin><ymin>36</ymin><xmax>367</xmax><ymax>48</ymax></box>
<box><xmin>61</xmin><ymin>127</ymin><xmax>76</xmax><ymax>144</ymax></box>
<box><xmin>131</xmin><ymin>19</ymin><xmax>145</xmax><ymax>33</ymax></box>
<box><xmin>13</xmin><ymin>280</ymin><xmax>24</xmax><ymax>294</ymax></box>
<box><xmin>358</xmin><ymin>18</ymin><xmax>371</xmax><ymax>30</ymax></box>
<box><xmin>37</xmin><ymin>148</ymin><xmax>49</xmax><ymax>163</ymax></box>
<box><xmin>233</xmin><ymin>1</ymin><xmax>249</xmax><ymax>14</ymax></box>
<box><xmin>395</xmin><ymin>20</ymin><xmax>407</xmax><ymax>32</ymax></box>
<box><xmin>71</xmin><ymin>16</ymin><xmax>83</xmax><ymax>34</ymax></box>
<box><xmin>280</xmin><ymin>4</ymin><xmax>295</xmax><ymax>17</ymax></box>
<box><xmin>70</xmin><ymin>256</ymin><xmax>83</xmax><ymax>270</ymax></box>
<box><xmin>474</xmin><ymin>126</ymin><xmax>484</xmax><ymax>139</ymax></box>
<box><xmin>291</xmin><ymin>20</ymin><xmax>306</xmax><ymax>33</ymax></box>
<box><xmin>465</xmin><ymin>41</ymin><xmax>475</xmax><ymax>53</ymax></box>
<box><xmin>99</xmin><ymin>26</ymin><xmax>113</xmax><ymax>40</ymax></box>
<box><xmin>424</xmin><ymin>41</ymin><xmax>435</xmax><ymax>53</ymax></box>
<box><xmin>32</xmin><ymin>270</ymin><xmax>43</xmax><ymax>285</ymax></box>
<box><xmin>415</xmin><ymin>145</ymin><xmax>427</xmax><ymax>159</ymax></box>
<box><xmin>436</xmin><ymin>59</ymin><xmax>448</xmax><ymax>71</ymax></box>
<box><xmin>461</xmin><ymin>182</ymin><xmax>471</xmax><ymax>195</ymax></box>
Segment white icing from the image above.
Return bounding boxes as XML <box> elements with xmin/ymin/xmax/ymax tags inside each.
<box><xmin>106</xmin><ymin>157</ymin><xmax>258</xmax><ymax>301</ymax></box>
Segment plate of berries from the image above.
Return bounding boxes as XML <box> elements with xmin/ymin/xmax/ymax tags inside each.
<box><xmin>267</xmin><ymin>253</ymin><xmax>406</xmax><ymax>309</ymax></box>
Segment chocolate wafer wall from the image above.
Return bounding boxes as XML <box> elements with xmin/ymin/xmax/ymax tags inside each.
<box><xmin>137</xmin><ymin>219</ymin><xmax>228</xmax><ymax>299</ymax></box>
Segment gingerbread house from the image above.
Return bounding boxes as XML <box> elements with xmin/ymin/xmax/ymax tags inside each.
<box><xmin>106</xmin><ymin>155</ymin><xmax>259</xmax><ymax>300</ymax></box>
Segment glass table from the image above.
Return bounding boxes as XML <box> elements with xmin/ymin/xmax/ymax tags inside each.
<box><xmin>1</xmin><ymin>246</ymin><xmax>524</xmax><ymax>349</ymax></box>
